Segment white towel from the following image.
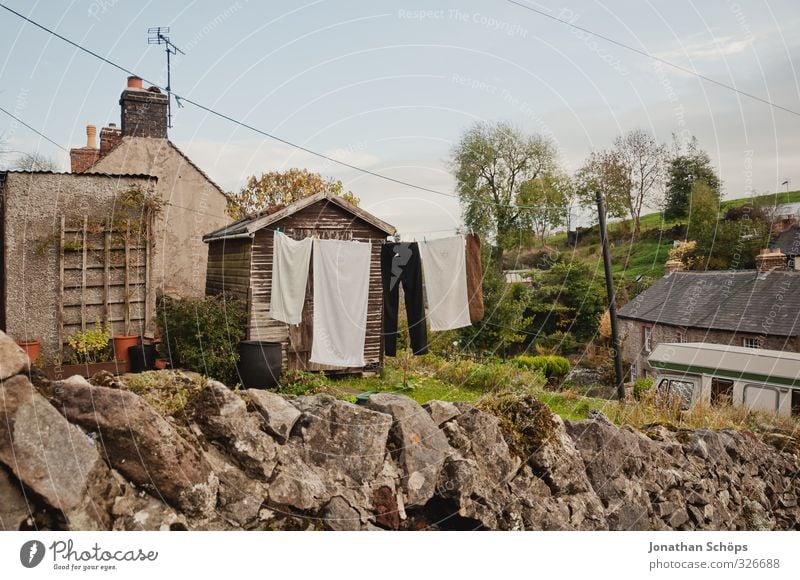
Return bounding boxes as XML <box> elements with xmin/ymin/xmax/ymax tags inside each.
<box><xmin>418</xmin><ymin>236</ymin><xmax>471</xmax><ymax>331</ymax></box>
<box><xmin>310</xmin><ymin>238</ymin><xmax>372</xmax><ymax>367</ymax></box>
<box><xmin>269</xmin><ymin>231</ymin><xmax>313</xmax><ymax>325</ymax></box>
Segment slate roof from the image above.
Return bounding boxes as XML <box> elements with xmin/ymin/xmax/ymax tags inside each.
<box><xmin>770</xmin><ymin>224</ymin><xmax>800</xmax><ymax>256</ymax></box>
<box><xmin>203</xmin><ymin>191</ymin><xmax>396</xmax><ymax>242</ymax></box>
<box><xmin>617</xmin><ymin>270</ymin><xmax>800</xmax><ymax>337</ymax></box>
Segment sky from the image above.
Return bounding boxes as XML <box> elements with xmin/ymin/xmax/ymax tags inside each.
<box><xmin>1</xmin><ymin>0</ymin><xmax>799</xmax><ymax>237</ymax></box>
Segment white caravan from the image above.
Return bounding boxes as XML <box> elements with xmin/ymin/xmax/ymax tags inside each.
<box><xmin>647</xmin><ymin>342</ymin><xmax>800</xmax><ymax>417</ymax></box>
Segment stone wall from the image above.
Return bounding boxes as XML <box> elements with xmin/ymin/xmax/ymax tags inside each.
<box><xmin>619</xmin><ymin>317</ymin><xmax>800</xmax><ymax>378</ymax></box>
<box><xmin>0</xmin><ymin>330</ymin><xmax>797</xmax><ymax>531</ymax></box>
<box><xmin>1</xmin><ymin>172</ymin><xmax>156</xmax><ymax>359</ymax></box>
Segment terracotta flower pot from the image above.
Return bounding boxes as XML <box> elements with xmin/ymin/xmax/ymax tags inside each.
<box><xmin>112</xmin><ymin>335</ymin><xmax>140</xmax><ymax>372</ymax></box>
<box><xmin>155</xmin><ymin>358</ymin><xmax>169</xmax><ymax>370</ymax></box>
<box><xmin>16</xmin><ymin>340</ymin><xmax>41</xmax><ymax>363</ymax></box>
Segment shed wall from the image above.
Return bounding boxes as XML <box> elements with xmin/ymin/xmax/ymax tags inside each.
<box><xmin>246</xmin><ymin>200</ymin><xmax>386</xmax><ymax>371</ymax></box>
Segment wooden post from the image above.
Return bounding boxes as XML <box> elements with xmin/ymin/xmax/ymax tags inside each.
<box><xmin>596</xmin><ymin>190</ymin><xmax>625</xmax><ymax>401</ymax></box>
<box><xmin>57</xmin><ymin>215</ymin><xmax>65</xmax><ymax>350</ymax></box>
<box><xmin>124</xmin><ymin>224</ymin><xmax>131</xmax><ymax>335</ymax></box>
<box><xmin>103</xmin><ymin>230</ymin><xmax>111</xmax><ymax>327</ymax></box>
<box><xmin>81</xmin><ymin>215</ymin><xmax>88</xmax><ymax>331</ymax></box>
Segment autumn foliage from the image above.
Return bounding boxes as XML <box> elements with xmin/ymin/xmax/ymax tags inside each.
<box><xmin>226</xmin><ymin>168</ymin><xmax>360</xmax><ymax>219</ymax></box>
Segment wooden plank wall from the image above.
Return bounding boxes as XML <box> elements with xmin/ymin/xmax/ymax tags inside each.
<box><xmin>247</xmin><ymin>201</ymin><xmax>386</xmax><ymax>372</ymax></box>
<box><xmin>205</xmin><ymin>238</ymin><xmax>251</xmax><ymax>301</ymax></box>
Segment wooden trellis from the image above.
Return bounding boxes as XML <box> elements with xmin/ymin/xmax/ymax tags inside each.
<box><xmin>57</xmin><ymin>215</ymin><xmax>152</xmax><ymax>349</ymax></box>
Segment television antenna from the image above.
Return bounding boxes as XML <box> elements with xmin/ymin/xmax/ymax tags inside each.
<box><xmin>147</xmin><ymin>27</ymin><xmax>184</xmax><ymax>129</ymax></box>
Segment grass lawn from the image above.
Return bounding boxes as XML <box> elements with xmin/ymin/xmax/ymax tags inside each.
<box><xmin>326</xmin><ymin>370</ymin><xmax>613</xmax><ymax>422</ymax></box>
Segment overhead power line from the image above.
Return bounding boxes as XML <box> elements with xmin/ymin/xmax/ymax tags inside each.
<box><xmin>506</xmin><ymin>0</ymin><xmax>800</xmax><ymax>118</ymax></box>
<box><xmin>0</xmin><ymin>104</ymin><xmax>68</xmax><ymax>151</ymax></box>
<box><xmin>0</xmin><ymin>3</ymin><xmax>469</xmax><ymax>202</ymax></box>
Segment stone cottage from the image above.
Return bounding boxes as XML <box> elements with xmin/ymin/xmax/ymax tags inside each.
<box><xmin>618</xmin><ymin>268</ymin><xmax>800</xmax><ymax>378</ymax></box>
<box><xmin>70</xmin><ymin>76</ymin><xmax>229</xmax><ymax>298</ymax></box>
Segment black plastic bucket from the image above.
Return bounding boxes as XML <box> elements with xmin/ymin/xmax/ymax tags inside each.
<box><xmin>237</xmin><ymin>341</ymin><xmax>282</xmax><ymax>389</ymax></box>
<box><xmin>128</xmin><ymin>344</ymin><xmax>157</xmax><ymax>373</ymax></box>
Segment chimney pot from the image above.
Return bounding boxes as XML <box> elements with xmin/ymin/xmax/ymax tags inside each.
<box><xmin>127</xmin><ymin>76</ymin><xmax>143</xmax><ymax>89</ymax></box>
<box><xmin>86</xmin><ymin>124</ymin><xmax>97</xmax><ymax>149</ymax></box>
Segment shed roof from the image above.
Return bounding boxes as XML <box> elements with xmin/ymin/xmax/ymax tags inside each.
<box><xmin>203</xmin><ymin>192</ymin><xmax>396</xmax><ymax>242</ymax></box>
<box><xmin>617</xmin><ymin>269</ymin><xmax>800</xmax><ymax>337</ymax></box>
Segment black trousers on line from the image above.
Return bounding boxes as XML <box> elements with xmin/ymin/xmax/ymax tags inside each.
<box><xmin>381</xmin><ymin>242</ymin><xmax>428</xmax><ymax>356</ymax></box>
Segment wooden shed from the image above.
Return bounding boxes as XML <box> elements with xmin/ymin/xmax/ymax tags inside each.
<box><xmin>203</xmin><ymin>192</ymin><xmax>396</xmax><ymax>373</ymax></box>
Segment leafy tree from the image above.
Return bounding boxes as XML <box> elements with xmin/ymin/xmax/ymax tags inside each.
<box><xmin>456</xmin><ymin>250</ymin><xmax>532</xmax><ymax>355</ymax></box>
<box><xmin>451</xmin><ymin>121</ymin><xmax>557</xmax><ymax>263</ymax></box>
<box><xmin>527</xmin><ymin>258</ymin><xmax>606</xmax><ymax>342</ymax></box>
<box><xmin>614</xmin><ymin>129</ymin><xmax>667</xmax><ymax>238</ymax></box>
<box><xmin>576</xmin><ymin>130</ymin><xmax>667</xmax><ymax>238</ymax></box>
<box><xmin>226</xmin><ymin>168</ymin><xmax>360</xmax><ymax>219</ymax></box>
<box><xmin>575</xmin><ymin>149</ymin><xmax>629</xmax><ymax>221</ymax></box>
<box><xmin>519</xmin><ymin>171</ymin><xmax>570</xmax><ymax>244</ymax></box>
<box><xmin>664</xmin><ymin>137</ymin><xmax>721</xmax><ymax>220</ymax></box>
<box><xmin>686</xmin><ymin>181</ymin><xmax>719</xmax><ymax>245</ymax></box>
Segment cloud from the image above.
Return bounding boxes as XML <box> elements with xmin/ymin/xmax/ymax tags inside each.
<box><xmin>656</xmin><ymin>34</ymin><xmax>755</xmax><ymax>62</ymax></box>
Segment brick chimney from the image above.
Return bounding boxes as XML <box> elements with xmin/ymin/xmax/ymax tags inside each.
<box><xmin>755</xmin><ymin>248</ymin><xmax>787</xmax><ymax>272</ymax></box>
<box><xmin>70</xmin><ymin>124</ymin><xmax>101</xmax><ymax>173</ymax></box>
<box><xmin>120</xmin><ymin>76</ymin><xmax>168</xmax><ymax>139</ymax></box>
<box><xmin>99</xmin><ymin>122</ymin><xmax>121</xmax><ymax>154</ymax></box>
<box><xmin>665</xmin><ymin>259</ymin><xmax>685</xmax><ymax>274</ymax></box>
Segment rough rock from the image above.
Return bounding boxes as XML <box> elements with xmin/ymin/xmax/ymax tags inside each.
<box><xmin>0</xmin><ymin>375</ymin><xmax>120</xmax><ymax>529</ymax></box>
<box><xmin>322</xmin><ymin>496</ymin><xmax>362</xmax><ymax>531</ymax></box>
<box><xmin>111</xmin><ymin>478</ymin><xmax>188</xmax><ymax>531</ymax></box>
<box><xmin>189</xmin><ymin>380</ymin><xmax>278</xmax><ymax>481</ymax></box>
<box><xmin>49</xmin><ymin>375</ymin><xmax>218</xmax><ymax>518</ymax></box>
<box><xmin>423</xmin><ymin>400</ymin><xmax>461</xmax><ymax>426</ymax></box>
<box><xmin>0</xmin><ymin>463</ymin><xmax>32</xmax><ymax>530</ymax></box>
<box><xmin>0</xmin><ymin>331</ymin><xmax>29</xmax><ymax>380</ymax></box>
<box><xmin>292</xmin><ymin>394</ymin><xmax>393</xmax><ymax>484</ymax></box>
<box><xmin>246</xmin><ymin>389</ymin><xmax>301</xmax><ymax>443</ymax></box>
<box><xmin>204</xmin><ymin>446</ymin><xmax>267</xmax><ymax>528</ymax></box>
<box><xmin>366</xmin><ymin>393</ymin><xmax>453</xmax><ymax>507</ymax></box>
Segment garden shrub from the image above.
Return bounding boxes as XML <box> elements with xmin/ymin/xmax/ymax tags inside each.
<box><xmin>276</xmin><ymin>369</ymin><xmax>328</xmax><ymax>396</ymax></box>
<box><xmin>156</xmin><ymin>294</ymin><xmax>245</xmax><ymax>385</ymax></box>
<box><xmin>632</xmin><ymin>376</ymin><xmax>654</xmax><ymax>400</ymax></box>
<box><xmin>513</xmin><ymin>354</ymin><xmax>571</xmax><ymax>378</ymax></box>
<box><xmin>477</xmin><ymin>391</ymin><xmax>558</xmax><ymax>458</ymax></box>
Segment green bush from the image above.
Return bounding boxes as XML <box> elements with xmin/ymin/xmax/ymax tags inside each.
<box><xmin>534</xmin><ymin>331</ymin><xmax>579</xmax><ymax>355</ymax></box>
<box><xmin>156</xmin><ymin>294</ymin><xmax>245</xmax><ymax>385</ymax></box>
<box><xmin>513</xmin><ymin>354</ymin><xmax>571</xmax><ymax>378</ymax></box>
<box><xmin>632</xmin><ymin>376</ymin><xmax>654</xmax><ymax>400</ymax></box>
<box><xmin>277</xmin><ymin>369</ymin><xmax>328</xmax><ymax>396</ymax></box>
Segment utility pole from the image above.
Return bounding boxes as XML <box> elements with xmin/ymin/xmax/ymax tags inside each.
<box><xmin>596</xmin><ymin>190</ymin><xmax>625</xmax><ymax>401</ymax></box>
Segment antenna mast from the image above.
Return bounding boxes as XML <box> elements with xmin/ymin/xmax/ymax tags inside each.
<box><xmin>147</xmin><ymin>27</ymin><xmax>185</xmax><ymax>129</ymax></box>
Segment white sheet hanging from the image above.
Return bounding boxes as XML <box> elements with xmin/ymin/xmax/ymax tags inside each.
<box><xmin>418</xmin><ymin>235</ymin><xmax>471</xmax><ymax>331</ymax></box>
<box><xmin>269</xmin><ymin>231</ymin><xmax>313</xmax><ymax>325</ymax></box>
<box><xmin>310</xmin><ymin>238</ymin><xmax>372</xmax><ymax>367</ymax></box>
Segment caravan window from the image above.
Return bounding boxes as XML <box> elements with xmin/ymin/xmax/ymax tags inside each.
<box><xmin>743</xmin><ymin>384</ymin><xmax>780</xmax><ymax>413</ymax></box>
<box><xmin>656</xmin><ymin>378</ymin><xmax>695</xmax><ymax>408</ymax></box>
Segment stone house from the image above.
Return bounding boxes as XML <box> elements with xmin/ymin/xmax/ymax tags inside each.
<box><xmin>618</xmin><ymin>268</ymin><xmax>800</xmax><ymax>379</ymax></box>
<box><xmin>71</xmin><ymin>76</ymin><xmax>229</xmax><ymax>298</ymax></box>
<box><xmin>0</xmin><ymin>170</ymin><xmax>157</xmax><ymax>358</ymax></box>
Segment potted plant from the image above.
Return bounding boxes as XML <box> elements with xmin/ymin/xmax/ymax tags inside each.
<box><xmin>15</xmin><ymin>338</ymin><xmax>41</xmax><ymax>363</ymax></box>
<box><xmin>112</xmin><ymin>332</ymin><xmax>141</xmax><ymax>373</ymax></box>
<box><xmin>42</xmin><ymin>320</ymin><xmax>120</xmax><ymax>380</ymax></box>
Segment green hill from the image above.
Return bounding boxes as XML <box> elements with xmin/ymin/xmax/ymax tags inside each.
<box><xmin>509</xmin><ymin>189</ymin><xmax>800</xmax><ymax>282</ymax></box>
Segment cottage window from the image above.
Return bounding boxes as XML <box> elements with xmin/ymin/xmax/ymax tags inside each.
<box><xmin>742</xmin><ymin>337</ymin><xmax>761</xmax><ymax>349</ymax></box>
<box><xmin>677</xmin><ymin>332</ymin><xmax>687</xmax><ymax>343</ymax></box>
<box><xmin>643</xmin><ymin>326</ymin><xmax>653</xmax><ymax>352</ymax></box>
